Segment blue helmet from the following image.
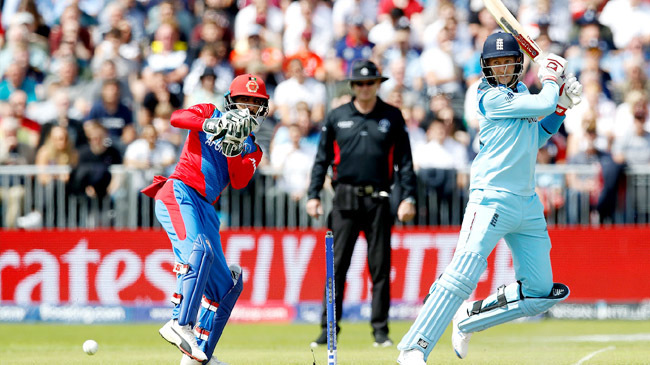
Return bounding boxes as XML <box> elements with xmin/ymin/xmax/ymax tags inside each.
<box><xmin>480</xmin><ymin>32</ymin><xmax>524</xmax><ymax>89</ymax></box>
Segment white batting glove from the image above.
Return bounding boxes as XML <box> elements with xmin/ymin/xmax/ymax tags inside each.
<box><xmin>555</xmin><ymin>74</ymin><xmax>583</xmax><ymax>116</ymax></box>
<box><xmin>537</xmin><ymin>53</ymin><xmax>568</xmax><ymax>85</ymax></box>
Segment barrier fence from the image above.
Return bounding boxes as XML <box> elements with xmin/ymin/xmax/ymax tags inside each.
<box><xmin>2</xmin><ymin>164</ymin><xmax>649</xmax><ymax>229</ymax></box>
<box><xmin>0</xmin><ymin>228</ymin><xmax>649</xmax><ymax>323</ymax></box>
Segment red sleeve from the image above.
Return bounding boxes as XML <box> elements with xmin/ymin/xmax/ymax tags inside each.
<box><xmin>227</xmin><ymin>146</ymin><xmax>263</xmax><ymax>189</ymax></box>
<box><xmin>378</xmin><ymin>0</ymin><xmax>394</xmax><ymax>16</ymax></box>
<box><xmin>170</xmin><ymin>103</ymin><xmax>217</xmax><ymax>131</ymax></box>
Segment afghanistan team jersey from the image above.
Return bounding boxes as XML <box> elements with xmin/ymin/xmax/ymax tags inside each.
<box><xmin>470</xmin><ymin>79</ymin><xmax>560</xmax><ymax>196</ymax></box>
<box><xmin>142</xmin><ymin>103</ymin><xmax>262</xmax><ymax>204</ymax></box>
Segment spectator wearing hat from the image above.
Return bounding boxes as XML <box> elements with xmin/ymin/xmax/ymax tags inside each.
<box><xmin>332</xmin><ymin>0</ymin><xmax>377</xmax><ymax>39</ymax></box>
<box><xmin>184</xmin><ymin>67</ymin><xmax>222</xmax><ymax>108</ymax></box>
<box><xmin>283</xmin><ymin>0</ymin><xmax>334</xmax><ymax>58</ymax></box>
<box><xmin>184</xmin><ymin>42</ymin><xmax>234</xmax><ymax>100</ymax></box>
<box><xmin>234</xmin><ymin>0</ymin><xmax>284</xmax><ymax>46</ymax></box>
<box><xmin>307</xmin><ymin>59</ymin><xmax>417</xmax><ymax>348</ymax></box>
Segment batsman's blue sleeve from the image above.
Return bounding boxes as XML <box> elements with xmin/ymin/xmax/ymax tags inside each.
<box><xmin>538</xmin><ymin>113</ymin><xmax>565</xmax><ymax>147</ymax></box>
<box><xmin>480</xmin><ymin>81</ymin><xmax>559</xmax><ymax>120</ymax></box>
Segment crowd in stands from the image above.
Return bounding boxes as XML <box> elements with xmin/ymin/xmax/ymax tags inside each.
<box><xmin>0</xmin><ymin>0</ymin><xmax>649</xmax><ymax>228</ymax></box>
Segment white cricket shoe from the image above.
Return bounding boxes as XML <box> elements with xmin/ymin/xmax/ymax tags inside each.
<box><xmin>159</xmin><ymin>319</ymin><xmax>208</xmax><ymax>362</ymax></box>
<box><xmin>397</xmin><ymin>349</ymin><xmax>426</xmax><ymax>365</ymax></box>
<box><xmin>181</xmin><ymin>354</ymin><xmax>229</xmax><ymax>365</ymax></box>
<box><xmin>452</xmin><ymin>302</ymin><xmax>473</xmax><ymax>359</ymax></box>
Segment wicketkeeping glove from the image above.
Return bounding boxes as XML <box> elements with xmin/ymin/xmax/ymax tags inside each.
<box><xmin>555</xmin><ymin>74</ymin><xmax>583</xmax><ymax>116</ymax></box>
<box><xmin>203</xmin><ymin>117</ymin><xmax>227</xmax><ymax>140</ymax></box>
<box><xmin>220</xmin><ymin>135</ymin><xmax>244</xmax><ymax>157</ymax></box>
<box><xmin>537</xmin><ymin>53</ymin><xmax>568</xmax><ymax>85</ymax></box>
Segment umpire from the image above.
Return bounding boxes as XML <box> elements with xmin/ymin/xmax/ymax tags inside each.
<box><xmin>307</xmin><ymin>59</ymin><xmax>417</xmax><ymax>347</ymax></box>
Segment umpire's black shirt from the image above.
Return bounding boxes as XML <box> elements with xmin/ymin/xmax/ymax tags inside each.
<box><xmin>308</xmin><ymin>97</ymin><xmax>417</xmax><ymax>200</ymax></box>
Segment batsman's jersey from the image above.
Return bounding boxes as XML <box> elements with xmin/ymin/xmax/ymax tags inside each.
<box><xmin>470</xmin><ymin>79</ymin><xmax>559</xmax><ymax>196</ymax></box>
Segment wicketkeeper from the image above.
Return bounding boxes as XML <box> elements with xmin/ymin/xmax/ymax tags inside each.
<box><xmin>397</xmin><ymin>32</ymin><xmax>582</xmax><ymax>364</ymax></box>
<box><xmin>142</xmin><ymin>74</ymin><xmax>269</xmax><ymax>365</ymax></box>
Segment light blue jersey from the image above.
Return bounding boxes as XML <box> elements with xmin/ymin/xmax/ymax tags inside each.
<box><xmin>470</xmin><ymin>79</ymin><xmax>560</xmax><ymax>196</ymax></box>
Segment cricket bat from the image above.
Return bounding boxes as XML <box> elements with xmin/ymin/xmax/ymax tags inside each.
<box><xmin>483</xmin><ymin>0</ymin><xmax>581</xmax><ymax>104</ymax></box>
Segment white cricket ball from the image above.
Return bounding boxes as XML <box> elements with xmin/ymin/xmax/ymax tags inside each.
<box><xmin>83</xmin><ymin>339</ymin><xmax>98</xmax><ymax>355</ymax></box>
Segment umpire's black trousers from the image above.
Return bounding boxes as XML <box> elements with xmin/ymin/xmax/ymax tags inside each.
<box><xmin>320</xmin><ymin>190</ymin><xmax>394</xmax><ymax>336</ymax></box>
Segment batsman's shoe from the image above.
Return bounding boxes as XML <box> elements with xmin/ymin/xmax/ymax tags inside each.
<box><xmin>373</xmin><ymin>331</ymin><xmax>394</xmax><ymax>347</ymax></box>
<box><xmin>397</xmin><ymin>349</ymin><xmax>426</xmax><ymax>365</ymax></box>
<box><xmin>452</xmin><ymin>302</ymin><xmax>473</xmax><ymax>359</ymax></box>
<box><xmin>159</xmin><ymin>319</ymin><xmax>207</xmax><ymax>362</ymax></box>
<box><xmin>180</xmin><ymin>354</ymin><xmax>228</xmax><ymax>365</ymax></box>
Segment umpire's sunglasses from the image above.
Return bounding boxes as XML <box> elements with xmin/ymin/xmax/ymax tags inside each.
<box><xmin>351</xmin><ymin>80</ymin><xmax>378</xmax><ymax>87</ymax></box>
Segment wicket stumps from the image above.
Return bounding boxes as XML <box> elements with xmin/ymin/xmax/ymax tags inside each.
<box><xmin>325</xmin><ymin>231</ymin><xmax>337</xmax><ymax>365</ymax></box>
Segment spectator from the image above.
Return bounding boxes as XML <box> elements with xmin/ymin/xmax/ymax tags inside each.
<box><xmin>599</xmin><ymin>0</ymin><xmax>650</xmax><ymax>50</ymax></box>
<box><xmin>85</xmin><ymin>79</ymin><xmax>136</xmax><ymax>152</ymax></box>
<box><xmin>283</xmin><ymin>0</ymin><xmax>333</xmax><ymax>58</ymax></box>
<box><xmin>0</xmin><ymin>62</ymin><xmax>39</xmax><ymax>103</ymax></box>
<box><xmin>188</xmin><ymin>11</ymin><xmax>233</xmax><ymax>63</ymax></box>
<box><xmin>271</xmin><ymin>123</ymin><xmax>315</xmax><ymax>200</ymax></box>
<box><xmin>68</xmin><ymin>121</ymin><xmax>122</xmax><ymax>201</ymax></box>
<box><xmin>43</xmin><ymin>56</ymin><xmax>93</xmax><ymax>115</ymax></box>
<box><xmin>123</xmin><ymin>124</ymin><xmax>176</xmax><ymax>192</ymax></box>
<box><xmin>184</xmin><ymin>42</ymin><xmax>234</xmax><ymax>100</ymax></box>
<box><xmin>612</xmin><ymin>96</ymin><xmax>650</xmax><ymax>165</ymax></box>
<box><xmin>283</xmin><ymin>30</ymin><xmax>326</xmax><ymax>81</ymax></box>
<box><xmin>332</xmin><ymin>0</ymin><xmax>377</xmax><ymax>40</ymax></box>
<box><xmin>141</xmin><ymin>21</ymin><xmax>189</xmax><ymax>94</ymax></box>
<box><xmin>1</xmin><ymin>90</ymin><xmax>40</xmax><ymax>148</ymax></box>
<box><xmin>413</xmin><ymin>117</ymin><xmax>468</xmax><ymax>172</ymax></box>
<box><xmin>380</xmin><ymin>25</ymin><xmax>423</xmax><ymax>93</ymax></box>
<box><xmin>613</xmin><ymin>90</ymin><xmax>650</xmax><ymax>140</ymax></box>
<box><xmin>38</xmin><ymin>89</ymin><xmax>87</xmax><ymax>148</ymax></box>
<box><xmin>0</xmin><ymin>20</ymin><xmax>49</xmax><ymax>77</ymax></box>
<box><xmin>90</xmin><ymin>27</ymin><xmax>138</xmax><ymax>81</ymax></box>
<box><xmin>184</xmin><ymin>68</ymin><xmax>222</xmax><ymax>108</ymax></box>
<box><xmin>566</xmin><ymin>120</ymin><xmax>624</xmax><ymax>224</ymax></box>
<box><xmin>419</xmin><ymin>24</ymin><xmax>463</xmax><ymax>98</ymax></box>
<box><xmin>334</xmin><ymin>15</ymin><xmax>375</xmax><ymax>76</ymax></box>
<box><xmin>140</xmin><ymin>72</ymin><xmax>183</xmax><ymax>127</ymax></box>
<box><xmin>377</xmin><ymin>0</ymin><xmax>423</xmax><ymax>23</ymax></box>
<box><xmin>234</xmin><ymin>0</ymin><xmax>283</xmax><ymax>47</ymax></box>
<box><xmin>88</xmin><ymin>59</ymin><xmax>132</xmax><ymax>108</ymax></box>
<box><xmin>48</xmin><ymin>5</ymin><xmax>94</xmax><ymax>64</ymax></box>
<box><xmin>230</xmin><ymin>25</ymin><xmax>283</xmax><ymax>82</ymax></box>
<box><xmin>145</xmin><ymin>0</ymin><xmax>194</xmax><ymax>42</ymax></box>
<box><xmin>0</xmin><ymin>117</ymin><xmax>35</xmax><ymax>228</ymax></box>
<box><xmin>274</xmin><ymin>58</ymin><xmax>326</xmax><ymax>124</ymax></box>
<box><xmin>151</xmin><ymin>102</ymin><xmax>185</xmax><ymax>150</ymax></box>
<box><xmin>35</xmin><ymin>125</ymin><xmax>78</xmax><ymax>186</ymax></box>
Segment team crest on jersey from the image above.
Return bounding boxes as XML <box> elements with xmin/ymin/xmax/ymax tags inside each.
<box><xmin>378</xmin><ymin>119</ymin><xmax>390</xmax><ymax>133</ymax></box>
<box><xmin>505</xmin><ymin>91</ymin><xmax>514</xmax><ymax>102</ymax></box>
<box><xmin>246</xmin><ymin>79</ymin><xmax>259</xmax><ymax>93</ymax></box>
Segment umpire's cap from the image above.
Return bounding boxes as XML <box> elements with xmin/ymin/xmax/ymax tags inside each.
<box><xmin>347</xmin><ymin>60</ymin><xmax>389</xmax><ymax>82</ymax></box>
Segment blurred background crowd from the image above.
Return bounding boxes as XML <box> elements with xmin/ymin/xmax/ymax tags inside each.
<box><xmin>0</xmin><ymin>0</ymin><xmax>649</xmax><ymax>229</ymax></box>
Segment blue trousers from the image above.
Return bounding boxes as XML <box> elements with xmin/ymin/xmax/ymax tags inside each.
<box><xmin>154</xmin><ymin>179</ymin><xmax>233</xmax><ymax>350</ymax></box>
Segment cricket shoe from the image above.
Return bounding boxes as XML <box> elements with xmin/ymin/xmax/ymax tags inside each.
<box><xmin>373</xmin><ymin>331</ymin><xmax>393</xmax><ymax>347</ymax></box>
<box><xmin>159</xmin><ymin>319</ymin><xmax>208</xmax><ymax>362</ymax></box>
<box><xmin>452</xmin><ymin>301</ymin><xmax>473</xmax><ymax>359</ymax></box>
<box><xmin>397</xmin><ymin>349</ymin><xmax>426</xmax><ymax>365</ymax></box>
<box><xmin>180</xmin><ymin>354</ymin><xmax>228</xmax><ymax>365</ymax></box>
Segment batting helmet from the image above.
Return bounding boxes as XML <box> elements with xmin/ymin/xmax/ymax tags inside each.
<box><xmin>224</xmin><ymin>74</ymin><xmax>270</xmax><ymax>118</ymax></box>
<box><xmin>480</xmin><ymin>32</ymin><xmax>524</xmax><ymax>89</ymax></box>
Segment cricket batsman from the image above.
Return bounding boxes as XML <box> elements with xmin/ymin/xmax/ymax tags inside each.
<box><xmin>142</xmin><ymin>74</ymin><xmax>269</xmax><ymax>365</ymax></box>
<box><xmin>397</xmin><ymin>32</ymin><xmax>583</xmax><ymax>364</ymax></box>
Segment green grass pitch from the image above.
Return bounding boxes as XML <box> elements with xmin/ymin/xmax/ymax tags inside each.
<box><xmin>2</xmin><ymin>320</ymin><xmax>650</xmax><ymax>364</ymax></box>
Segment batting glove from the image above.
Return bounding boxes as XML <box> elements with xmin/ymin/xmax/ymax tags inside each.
<box><xmin>555</xmin><ymin>74</ymin><xmax>583</xmax><ymax>116</ymax></box>
<box><xmin>537</xmin><ymin>53</ymin><xmax>568</xmax><ymax>85</ymax></box>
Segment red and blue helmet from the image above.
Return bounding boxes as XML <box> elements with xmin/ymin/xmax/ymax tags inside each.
<box><xmin>224</xmin><ymin>74</ymin><xmax>270</xmax><ymax>118</ymax></box>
